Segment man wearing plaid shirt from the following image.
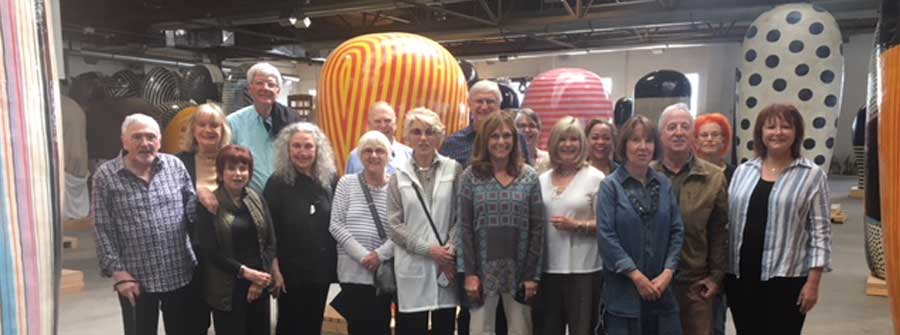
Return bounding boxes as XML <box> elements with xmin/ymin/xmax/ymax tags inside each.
<box><xmin>92</xmin><ymin>114</ymin><xmax>204</xmax><ymax>335</ymax></box>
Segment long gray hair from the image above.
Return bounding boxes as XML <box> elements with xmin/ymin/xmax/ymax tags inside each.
<box><xmin>272</xmin><ymin>122</ymin><xmax>337</xmax><ymax>192</ymax></box>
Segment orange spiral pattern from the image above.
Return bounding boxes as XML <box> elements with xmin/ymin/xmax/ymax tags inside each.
<box><xmin>879</xmin><ymin>46</ymin><xmax>900</xmax><ymax>334</ymax></box>
<box><xmin>318</xmin><ymin>33</ymin><xmax>469</xmax><ymax>173</ymax></box>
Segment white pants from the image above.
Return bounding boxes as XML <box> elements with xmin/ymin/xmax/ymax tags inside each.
<box><xmin>469</xmin><ymin>293</ymin><xmax>532</xmax><ymax>335</ymax></box>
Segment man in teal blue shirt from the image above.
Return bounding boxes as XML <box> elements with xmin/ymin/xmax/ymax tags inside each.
<box><xmin>227</xmin><ymin>62</ymin><xmax>302</xmax><ymax>192</ymax></box>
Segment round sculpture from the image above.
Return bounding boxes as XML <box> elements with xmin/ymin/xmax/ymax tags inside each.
<box><xmin>522</xmin><ymin>67</ymin><xmax>612</xmax><ymax>149</ymax></box>
<box><xmin>634</xmin><ymin>70</ymin><xmax>691</xmax><ymax>124</ymax></box>
<box><xmin>318</xmin><ymin>32</ymin><xmax>469</xmax><ymax>172</ymax></box>
<box><xmin>459</xmin><ymin>59</ymin><xmax>479</xmax><ymax>87</ymax></box>
<box><xmin>161</xmin><ymin>106</ymin><xmax>200</xmax><ymax>154</ymax></box>
<box><xmin>499</xmin><ymin>82</ymin><xmax>520</xmax><ymax>109</ymax></box>
<box><xmin>735</xmin><ymin>3</ymin><xmax>844</xmax><ymax>171</ymax></box>
<box><xmin>872</xmin><ymin>1</ymin><xmax>900</xmax><ymax>331</ymax></box>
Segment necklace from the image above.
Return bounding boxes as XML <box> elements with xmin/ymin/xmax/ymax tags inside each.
<box><xmin>555</xmin><ymin>166</ymin><xmax>579</xmax><ymax>177</ymax></box>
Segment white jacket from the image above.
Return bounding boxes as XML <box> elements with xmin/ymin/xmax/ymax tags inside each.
<box><xmin>388</xmin><ymin>155</ymin><xmax>460</xmax><ymax>312</ymax></box>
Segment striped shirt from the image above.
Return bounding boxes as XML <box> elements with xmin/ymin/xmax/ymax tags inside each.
<box><xmin>329</xmin><ymin>174</ymin><xmax>395</xmax><ymax>284</ymax></box>
<box><xmin>727</xmin><ymin>157</ymin><xmax>831</xmax><ymax>280</ymax></box>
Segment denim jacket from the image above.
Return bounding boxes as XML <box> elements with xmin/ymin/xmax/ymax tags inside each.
<box><xmin>596</xmin><ymin>166</ymin><xmax>684</xmax><ymax>317</ymax></box>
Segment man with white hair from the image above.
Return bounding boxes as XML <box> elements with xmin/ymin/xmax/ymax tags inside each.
<box><xmin>651</xmin><ymin>103</ymin><xmax>729</xmax><ymax>335</ymax></box>
<box><xmin>344</xmin><ymin>101</ymin><xmax>413</xmax><ymax>175</ymax></box>
<box><xmin>440</xmin><ymin>80</ymin><xmax>532</xmax><ymax>167</ymax></box>
<box><xmin>92</xmin><ymin>114</ymin><xmax>204</xmax><ymax>335</ymax></box>
<box><xmin>227</xmin><ymin>62</ymin><xmax>302</xmax><ymax>192</ymax></box>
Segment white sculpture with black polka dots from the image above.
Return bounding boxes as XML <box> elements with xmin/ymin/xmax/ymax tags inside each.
<box><xmin>736</xmin><ymin>3</ymin><xmax>843</xmax><ymax>172</ymax></box>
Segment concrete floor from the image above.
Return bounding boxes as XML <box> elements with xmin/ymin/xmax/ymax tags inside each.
<box><xmin>58</xmin><ymin>176</ymin><xmax>893</xmax><ymax>334</ymax></box>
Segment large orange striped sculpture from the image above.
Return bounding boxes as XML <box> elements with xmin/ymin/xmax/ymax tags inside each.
<box><xmin>318</xmin><ymin>33</ymin><xmax>469</xmax><ymax>172</ymax></box>
<box><xmin>874</xmin><ymin>1</ymin><xmax>900</xmax><ymax>332</ymax></box>
<box><xmin>522</xmin><ymin>68</ymin><xmax>612</xmax><ymax>150</ymax></box>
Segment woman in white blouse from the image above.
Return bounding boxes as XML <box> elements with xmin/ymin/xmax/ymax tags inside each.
<box><xmin>386</xmin><ymin>108</ymin><xmax>462</xmax><ymax>335</ymax></box>
<box><xmin>534</xmin><ymin>116</ymin><xmax>605</xmax><ymax>335</ymax></box>
<box><xmin>329</xmin><ymin>130</ymin><xmax>396</xmax><ymax>335</ymax></box>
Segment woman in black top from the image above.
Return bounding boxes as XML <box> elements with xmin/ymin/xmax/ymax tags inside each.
<box><xmin>264</xmin><ymin>122</ymin><xmax>339</xmax><ymax>335</ymax></box>
<box><xmin>197</xmin><ymin>145</ymin><xmax>276</xmax><ymax>335</ymax></box>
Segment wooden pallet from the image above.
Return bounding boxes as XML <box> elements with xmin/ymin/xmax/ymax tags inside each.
<box><xmin>61</xmin><ymin>269</ymin><xmax>85</xmax><ymax>294</ymax></box>
<box><xmin>866</xmin><ymin>275</ymin><xmax>888</xmax><ymax>297</ymax></box>
<box><xmin>849</xmin><ymin>186</ymin><xmax>865</xmax><ymax>199</ymax></box>
<box><xmin>322</xmin><ymin>304</ymin><xmax>348</xmax><ymax>334</ymax></box>
<box><xmin>63</xmin><ymin>216</ymin><xmax>93</xmax><ymax>232</ymax></box>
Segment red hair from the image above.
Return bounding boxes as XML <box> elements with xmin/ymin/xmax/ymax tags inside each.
<box><xmin>216</xmin><ymin>145</ymin><xmax>254</xmax><ymax>183</ymax></box>
<box><xmin>694</xmin><ymin>113</ymin><xmax>733</xmax><ymax>156</ymax></box>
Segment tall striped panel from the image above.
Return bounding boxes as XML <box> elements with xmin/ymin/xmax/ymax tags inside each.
<box><xmin>1</xmin><ymin>0</ymin><xmax>64</xmax><ymax>334</ymax></box>
<box><xmin>318</xmin><ymin>33</ymin><xmax>469</xmax><ymax>173</ymax></box>
<box><xmin>879</xmin><ymin>45</ymin><xmax>900</xmax><ymax>335</ymax></box>
<box><xmin>522</xmin><ymin>68</ymin><xmax>612</xmax><ymax>150</ymax></box>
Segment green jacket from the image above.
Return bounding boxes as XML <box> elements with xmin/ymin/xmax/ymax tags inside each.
<box><xmin>198</xmin><ymin>186</ymin><xmax>276</xmax><ymax>311</ymax></box>
<box><xmin>653</xmin><ymin>156</ymin><xmax>729</xmax><ymax>285</ymax></box>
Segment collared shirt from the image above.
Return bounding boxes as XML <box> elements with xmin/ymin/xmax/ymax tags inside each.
<box><xmin>728</xmin><ymin>157</ymin><xmax>831</xmax><ymax>280</ymax></box>
<box><xmin>91</xmin><ymin>154</ymin><xmax>197</xmax><ymax>293</ymax></box>
<box><xmin>228</xmin><ymin>106</ymin><xmax>276</xmax><ymax>192</ymax></box>
<box><xmin>439</xmin><ymin>124</ymin><xmax>534</xmax><ymax>167</ymax></box>
<box><xmin>653</xmin><ymin>156</ymin><xmax>729</xmax><ymax>284</ymax></box>
<box><xmin>344</xmin><ymin>140</ymin><xmax>413</xmax><ymax>176</ymax></box>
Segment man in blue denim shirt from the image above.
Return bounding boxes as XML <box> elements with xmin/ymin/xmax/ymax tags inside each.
<box><xmin>596</xmin><ymin>115</ymin><xmax>684</xmax><ymax>335</ymax></box>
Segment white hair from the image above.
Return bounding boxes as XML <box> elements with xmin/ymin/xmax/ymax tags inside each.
<box><xmin>404</xmin><ymin>107</ymin><xmax>446</xmax><ymax>138</ymax></box>
<box><xmin>369</xmin><ymin>101</ymin><xmax>396</xmax><ymax>118</ymax></box>
<box><xmin>658</xmin><ymin>102</ymin><xmax>693</xmax><ymax>130</ymax></box>
<box><xmin>121</xmin><ymin>113</ymin><xmax>160</xmax><ymax>137</ymax></box>
<box><xmin>272</xmin><ymin>122</ymin><xmax>337</xmax><ymax>192</ymax></box>
<box><xmin>246</xmin><ymin>62</ymin><xmax>283</xmax><ymax>88</ymax></box>
<box><xmin>469</xmin><ymin>80</ymin><xmax>502</xmax><ymax>102</ymax></box>
<box><xmin>357</xmin><ymin>130</ymin><xmax>393</xmax><ymax>157</ymax></box>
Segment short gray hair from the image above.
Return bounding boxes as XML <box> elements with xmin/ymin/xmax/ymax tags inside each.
<box><xmin>272</xmin><ymin>122</ymin><xmax>336</xmax><ymax>191</ymax></box>
<box><xmin>246</xmin><ymin>62</ymin><xmax>283</xmax><ymax>88</ymax></box>
<box><xmin>468</xmin><ymin>80</ymin><xmax>502</xmax><ymax>102</ymax></box>
<box><xmin>121</xmin><ymin>113</ymin><xmax>160</xmax><ymax>137</ymax></box>
<box><xmin>658</xmin><ymin>102</ymin><xmax>693</xmax><ymax>130</ymax></box>
<box><xmin>514</xmin><ymin>108</ymin><xmax>542</xmax><ymax>130</ymax></box>
<box><xmin>404</xmin><ymin>107</ymin><xmax>446</xmax><ymax>139</ymax></box>
<box><xmin>369</xmin><ymin>101</ymin><xmax>396</xmax><ymax>118</ymax></box>
<box><xmin>357</xmin><ymin>130</ymin><xmax>392</xmax><ymax>157</ymax></box>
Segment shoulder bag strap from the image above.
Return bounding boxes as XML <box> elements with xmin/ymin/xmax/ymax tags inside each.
<box><xmin>410</xmin><ymin>182</ymin><xmax>445</xmax><ymax>246</ymax></box>
<box><xmin>358</xmin><ymin>173</ymin><xmax>386</xmax><ymax>239</ymax></box>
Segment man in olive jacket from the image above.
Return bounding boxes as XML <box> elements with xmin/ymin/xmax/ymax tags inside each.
<box><xmin>652</xmin><ymin>103</ymin><xmax>729</xmax><ymax>335</ymax></box>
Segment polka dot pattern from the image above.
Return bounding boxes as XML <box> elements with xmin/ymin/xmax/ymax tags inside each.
<box><xmin>737</xmin><ymin>3</ymin><xmax>843</xmax><ymax>172</ymax></box>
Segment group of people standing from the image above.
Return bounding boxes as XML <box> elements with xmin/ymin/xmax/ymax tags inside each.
<box><xmin>92</xmin><ymin>61</ymin><xmax>831</xmax><ymax>335</ymax></box>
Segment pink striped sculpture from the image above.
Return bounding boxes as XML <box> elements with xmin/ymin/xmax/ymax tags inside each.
<box><xmin>522</xmin><ymin>68</ymin><xmax>612</xmax><ymax>149</ymax></box>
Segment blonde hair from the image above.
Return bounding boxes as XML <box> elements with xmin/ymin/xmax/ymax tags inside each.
<box><xmin>184</xmin><ymin>103</ymin><xmax>232</xmax><ymax>152</ymax></box>
<box><xmin>548</xmin><ymin>116</ymin><xmax>588</xmax><ymax>170</ymax></box>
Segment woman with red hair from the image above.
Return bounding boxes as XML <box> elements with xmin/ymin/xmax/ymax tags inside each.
<box><xmin>694</xmin><ymin>113</ymin><xmax>735</xmax><ymax>182</ymax></box>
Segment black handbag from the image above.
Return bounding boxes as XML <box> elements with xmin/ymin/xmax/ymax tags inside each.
<box><xmin>358</xmin><ymin>174</ymin><xmax>396</xmax><ymax>296</ymax></box>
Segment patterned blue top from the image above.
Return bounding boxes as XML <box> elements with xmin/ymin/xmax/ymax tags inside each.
<box><xmin>457</xmin><ymin>165</ymin><xmax>545</xmax><ymax>297</ymax></box>
<box><xmin>727</xmin><ymin>157</ymin><xmax>831</xmax><ymax>280</ymax></box>
<box><xmin>92</xmin><ymin>154</ymin><xmax>197</xmax><ymax>292</ymax></box>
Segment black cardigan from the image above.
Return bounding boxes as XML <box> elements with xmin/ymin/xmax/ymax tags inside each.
<box><xmin>263</xmin><ymin>172</ymin><xmax>338</xmax><ymax>284</ymax></box>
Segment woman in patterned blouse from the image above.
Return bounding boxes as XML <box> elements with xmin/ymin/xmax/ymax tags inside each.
<box><xmin>458</xmin><ymin>111</ymin><xmax>545</xmax><ymax>335</ymax></box>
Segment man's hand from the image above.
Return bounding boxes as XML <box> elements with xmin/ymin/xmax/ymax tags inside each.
<box><xmin>113</xmin><ymin>271</ymin><xmax>141</xmax><ymax>306</ymax></box>
<box><xmin>692</xmin><ymin>277</ymin><xmax>719</xmax><ymax>299</ymax></box>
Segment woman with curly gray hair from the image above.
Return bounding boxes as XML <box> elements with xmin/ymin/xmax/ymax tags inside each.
<box><xmin>263</xmin><ymin>122</ymin><xmax>339</xmax><ymax>335</ymax></box>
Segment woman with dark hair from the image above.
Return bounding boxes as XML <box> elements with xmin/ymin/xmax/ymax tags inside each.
<box><xmin>264</xmin><ymin>122</ymin><xmax>339</xmax><ymax>335</ymax></box>
<box><xmin>459</xmin><ymin>111</ymin><xmax>545</xmax><ymax>334</ymax></box>
<box><xmin>596</xmin><ymin>115</ymin><xmax>684</xmax><ymax>335</ymax></box>
<box><xmin>197</xmin><ymin>144</ymin><xmax>276</xmax><ymax>335</ymax></box>
<box><xmin>725</xmin><ymin>103</ymin><xmax>831</xmax><ymax>335</ymax></box>
<box><xmin>694</xmin><ymin>113</ymin><xmax>735</xmax><ymax>182</ymax></box>
<box><xmin>585</xmin><ymin>118</ymin><xmax>618</xmax><ymax>176</ymax></box>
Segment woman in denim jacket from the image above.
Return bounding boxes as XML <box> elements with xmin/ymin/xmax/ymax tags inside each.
<box><xmin>596</xmin><ymin>116</ymin><xmax>685</xmax><ymax>335</ymax></box>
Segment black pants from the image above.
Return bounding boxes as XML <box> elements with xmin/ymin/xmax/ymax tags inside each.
<box><xmin>187</xmin><ymin>265</ymin><xmax>212</xmax><ymax>334</ymax></box>
<box><xmin>212</xmin><ymin>279</ymin><xmax>270</xmax><ymax>335</ymax></box>
<box><xmin>276</xmin><ymin>275</ymin><xmax>330</xmax><ymax>335</ymax></box>
<box><xmin>117</xmin><ymin>281</ymin><xmax>204</xmax><ymax>335</ymax></box>
<box><xmin>396</xmin><ymin>308</ymin><xmax>456</xmax><ymax>335</ymax></box>
<box><xmin>533</xmin><ymin>272</ymin><xmax>602</xmax><ymax>335</ymax></box>
<box><xmin>339</xmin><ymin>283</ymin><xmax>393</xmax><ymax>335</ymax></box>
<box><xmin>725</xmin><ymin>275</ymin><xmax>807</xmax><ymax>335</ymax></box>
